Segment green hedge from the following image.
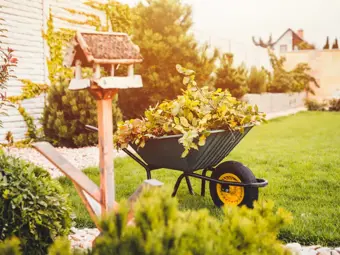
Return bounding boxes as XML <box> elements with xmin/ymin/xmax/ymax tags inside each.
<box><xmin>0</xmin><ymin>153</ymin><xmax>72</xmax><ymax>255</ymax></box>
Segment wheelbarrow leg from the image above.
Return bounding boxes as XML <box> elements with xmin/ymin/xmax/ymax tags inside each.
<box><xmin>146</xmin><ymin>170</ymin><xmax>152</xmax><ymax>180</ymax></box>
<box><xmin>201</xmin><ymin>169</ymin><xmax>209</xmax><ymax>197</ymax></box>
<box><xmin>172</xmin><ymin>173</ymin><xmax>186</xmax><ymax>197</ymax></box>
<box><xmin>185</xmin><ymin>176</ymin><xmax>194</xmax><ymax>195</ymax></box>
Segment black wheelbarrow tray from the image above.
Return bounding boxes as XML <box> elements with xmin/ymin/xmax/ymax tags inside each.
<box><xmin>86</xmin><ymin>125</ymin><xmax>268</xmax><ymax>208</ymax></box>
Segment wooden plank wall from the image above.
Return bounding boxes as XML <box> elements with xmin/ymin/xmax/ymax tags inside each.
<box><xmin>0</xmin><ymin>0</ymin><xmax>106</xmax><ymax>143</ymax></box>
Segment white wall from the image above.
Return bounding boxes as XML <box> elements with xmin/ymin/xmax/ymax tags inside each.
<box><xmin>243</xmin><ymin>92</ymin><xmax>305</xmax><ymax>114</ymax></box>
<box><xmin>0</xmin><ymin>0</ymin><xmax>106</xmax><ymax>143</ymax></box>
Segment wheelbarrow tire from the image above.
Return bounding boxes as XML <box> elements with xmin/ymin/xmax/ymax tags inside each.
<box><xmin>209</xmin><ymin>161</ymin><xmax>258</xmax><ymax>208</ymax></box>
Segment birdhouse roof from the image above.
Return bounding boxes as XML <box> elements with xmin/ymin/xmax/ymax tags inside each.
<box><xmin>64</xmin><ymin>31</ymin><xmax>143</xmax><ymax>67</ymax></box>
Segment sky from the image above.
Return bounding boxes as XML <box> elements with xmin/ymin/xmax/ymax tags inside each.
<box><xmin>120</xmin><ymin>0</ymin><xmax>340</xmax><ymax>68</ymax></box>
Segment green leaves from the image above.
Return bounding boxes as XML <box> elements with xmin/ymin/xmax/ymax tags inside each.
<box><xmin>92</xmin><ymin>188</ymin><xmax>292</xmax><ymax>255</ymax></box>
<box><xmin>114</xmin><ymin>65</ymin><xmax>266</xmax><ymax>156</ymax></box>
<box><xmin>0</xmin><ymin>155</ymin><xmax>72</xmax><ymax>255</ymax></box>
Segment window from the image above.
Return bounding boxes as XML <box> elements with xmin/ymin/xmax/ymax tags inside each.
<box><xmin>280</xmin><ymin>45</ymin><xmax>287</xmax><ymax>53</ymax></box>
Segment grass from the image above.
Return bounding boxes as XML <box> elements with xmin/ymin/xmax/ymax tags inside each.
<box><xmin>58</xmin><ymin>111</ymin><xmax>340</xmax><ymax>246</ymax></box>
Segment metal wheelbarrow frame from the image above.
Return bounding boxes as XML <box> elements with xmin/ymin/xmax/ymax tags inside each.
<box><xmin>86</xmin><ymin>125</ymin><xmax>268</xmax><ymax>208</ymax></box>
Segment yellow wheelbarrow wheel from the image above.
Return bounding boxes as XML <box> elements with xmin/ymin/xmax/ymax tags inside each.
<box><xmin>209</xmin><ymin>161</ymin><xmax>258</xmax><ymax>208</ymax></box>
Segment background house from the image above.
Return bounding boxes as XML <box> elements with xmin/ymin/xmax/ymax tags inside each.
<box><xmin>272</xmin><ymin>29</ymin><xmax>340</xmax><ymax>101</ymax></box>
<box><xmin>0</xmin><ymin>0</ymin><xmax>107</xmax><ymax>142</ymax></box>
<box><xmin>271</xmin><ymin>28</ymin><xmax>306</xmax><ymax>55</ymax></box>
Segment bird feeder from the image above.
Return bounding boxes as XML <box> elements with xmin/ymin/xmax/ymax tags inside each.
<box><xmin>63</xmin><ymin>31</ymin><xmax>143</xmax><ymax>215</ymax></box>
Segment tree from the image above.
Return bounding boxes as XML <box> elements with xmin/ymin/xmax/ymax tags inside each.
<box><xmin>247</xmin><ymin>66</ymin><xmax>268</xmax><ymax>94</ymax></box>
<box><xmin>252</xmin><ymin>34</ymin><xmax>274</xmax><ymax>49</ymax></box>
<box><xmin>118</xmin><ymin>0</ymin><xmax>218</xmax><ymax>119</ymax></box>
<box><xmin>297</xmin><ymin>41</ymin><xmax>315</xmax><ymax>50</ymax></box>
<box><xmin>267</xmin><ymin>49</ymin><xmax>319</xmax><ymax>94</ymax></box>
<box><xmin>214</xmin><ymin>53</ymin><xmax>248</xmax><ymax>98</ymax></box>
<box><xmin>332</xmin><ymin>38</ymin><xmax>339</xmax><ymax>49</ymax></box>
<box><xmin>323</xmin><ymin>36</ymin><xmax>330</xmax><ymax>49</ymax></box>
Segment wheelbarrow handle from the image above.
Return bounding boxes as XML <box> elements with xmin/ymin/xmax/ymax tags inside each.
<box><xmin>85</xmin><ymin>125</ymin><xmax>98</xmax><ymax>133</ymax></box>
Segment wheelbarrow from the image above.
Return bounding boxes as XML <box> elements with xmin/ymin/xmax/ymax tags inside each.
<box><xmin>86</xmin><ymin>125</ymin><xmax>268</xmax><ymax>208</ymax></box>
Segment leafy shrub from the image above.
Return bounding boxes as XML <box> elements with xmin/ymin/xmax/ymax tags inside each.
<box><xmin>92</xmin><ymin>187</ymin><xmax>292</xmax><ymax>255</ymax></box>
<box><xmin>304</xmin><ymin>98</ymin><xmax>327</xmax><ymax>111</ymax></box>
<box><xmin>42</xmin><ymin>80</ymin><xmax>122</xmax><ymax>147</ymax></box>
<box><xmin>247</xmin><ymin>66</ymin><xmax>268</xmax><ymax>94</ymax></box>
<box><xmin>0</xmin><ymin>237</ymin><xmax>21</xmax><ymax>255</ymax></box>
<box><xmin>215</xmin><ymin>53</ymin><xmax>249</xmax><ymax>98</ymax></box>
<box><xmin>114</xmin><ymin>65</ymin><xmax>265</xmax><ymax>157</ymax></box>
<box><xmin>329</xmin><ymin>98</ymin><xmax>340</xmax><ymax>111</ymax></box>
<box><xmin>267</xmin><ymin>50</ymin><xmax>319</xmax><ymax>94</ymax></box>
<box><xmin>0</xmin><ymin>154</ymin><xmax>72</xmax><ymax>255</ymax></box>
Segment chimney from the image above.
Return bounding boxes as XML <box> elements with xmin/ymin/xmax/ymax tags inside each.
<box><xmin>297</xmin><ymin>29</ymin><xmax>304</xmax><ymax>39</ymax></box>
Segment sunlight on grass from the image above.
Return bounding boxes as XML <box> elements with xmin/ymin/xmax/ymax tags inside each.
<box><xmin>58</xmin><ymin>111</ymin><xmax>340</xmax><ymax>246</ymax></box>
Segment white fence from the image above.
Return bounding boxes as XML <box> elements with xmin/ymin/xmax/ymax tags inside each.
<box><xmin>243</xmin><ymin>92</ymin><xmax>306</xmax><ymax>114</ymax></box>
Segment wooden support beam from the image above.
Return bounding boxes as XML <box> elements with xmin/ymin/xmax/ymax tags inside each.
<box><xmin>128</xmin><ymin>64</ymin><xmax>134</xmax><ymax>77</ymax></box>
<box><xmin>73</xmin><ymin>183</ymin><xmax>100</xmax><ymax>229</ymax></box>
<box><xmin>110</xmin><ymin>64</ymin><xmax>115</xmax><ymax>76</ymax></box>
<box><xmin>97</xmin><ymin>99</ymin><xmax>115</xmax><ymax>214</ymax></box>
<box><xmin>32</xmin><ymin>142</ymin><xmax>101</xmax><ymax>203</ymax></box>
<box><xmin>75</xmin><ymin>60</ymin><xmax>82</xmax><ymax>79</ymax></box>
<box><xmin>94</xmin><ymin>63</ymin><xmax>101</xmax><ymax>79</ymax></box>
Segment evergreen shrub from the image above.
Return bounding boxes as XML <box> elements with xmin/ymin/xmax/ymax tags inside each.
<box><xmin>0</xmin><ymin>154</ymin><xmax>72</xmax><ymax>255</ymax></box>
<box><xmin>92</xmin><ymin>188</ymin><xmax>292</xmax><ymax>255</ymax></box>
<box><xmin>42</xmin><ymin>80</ymin><xmax>122</xmax><ymax>148</ymax></box>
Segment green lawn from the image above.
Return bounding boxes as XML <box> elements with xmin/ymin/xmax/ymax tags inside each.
<box><xmin>58</xmin><ymin>111</ymin><xmax>340</xmax><ymax>246</ymax></box>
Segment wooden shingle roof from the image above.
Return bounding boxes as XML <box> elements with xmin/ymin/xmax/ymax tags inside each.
<box><xmin>64</xmin><ymin>31</ymin><xmax>143</xmax><ymax>67</ymax></box>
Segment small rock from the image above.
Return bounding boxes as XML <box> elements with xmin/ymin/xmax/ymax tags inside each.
<box><xmin>70</xmin><ymin>227</ymin><xmax>78</xmax><ymax>233</ymax></box>
<box><xmin>286</xmin><ymin>243</ymin><xmax>302</xmax><ymax>255</ymax></box>
<box><xmin>306</xmin><ymin>246</ymin><xmax>322</xmax><ymax>250</ymax></box>
<box><xmin>301</xmin><ymin>248</ymin><xmax>317</xmax><ymax>255</ymax></box>
<box><xmin>70</xmin><ymin>235</ymin><xmax>82</xmax><ymax>241</ymax></box>
<box><xmin>77</xmin><ymin>230</ymin><xmax>87</xmax><ymax>236</ymax></box>
<box><xmin>317</xmin><ymin>252</ymin><xmax>331</xmax><ymax>255</ymax></box>
<box><xmin>87</xmin><ymin>228</ymin><xmax>100</xmax><ymax>236</ymax></box>
<box><xmin>317</xmin><ymin>247</ymin><xmax>332</xmax><ymax>255</ymax></box>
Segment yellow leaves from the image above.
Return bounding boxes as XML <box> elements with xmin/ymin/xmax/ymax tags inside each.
<box><xmin>113</xmin><ymin>64</ymin><xmax>266</xmax><ymax>156</ymax></box>
<box><xmin>180</xmin><ymin>117</ymin><xmax>189</xmax><ymax>128</ymax></box>
<box><xmin>198</xmin><ymin>135</ymin><xmax>206</xmax><ymax>146</ymax></box>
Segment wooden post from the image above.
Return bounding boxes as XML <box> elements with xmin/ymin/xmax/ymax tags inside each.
<box><xmin>94</xmin><ymin>63</ymin><xmax>101</xmax><ymax>79</ymax></box>
<box><xmin>93</xmin><ymin>62</ymin><xmax>116</xmax><ymax>214</ymax></box>
<box><xmin>75</xmin><ymin>60</ymin><xmax>82</xmax><ymax>79</ymax></box>
<box><xmin>110</xmin><ymin>64</ymin><xmax>115</xmax><ymax>76</ymax></box>
<box><xmin>97</xmin><ymin>99</ymin><xmax>115</xmax><ymax>214</ymax></box>
<box><xmin>128</xmin><ymin>64</ymin><xmax>134</xmax><ymax>77</ymax></box>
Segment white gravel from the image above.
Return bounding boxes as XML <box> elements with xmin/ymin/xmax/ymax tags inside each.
<box><xmin>68</xmin><ymin>228</ymin><xmax>340</xmax><ymax>254</ymax></box>
<box><xmin>4</xmin><ymin>146</ymin><xmax>129</xmax><ymax>178</ymax></box>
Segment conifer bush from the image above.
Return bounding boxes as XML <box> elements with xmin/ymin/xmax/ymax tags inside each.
<box><xmin>214</xmin><ymin>53</ymin><xmax>249</xmax><ymax>98</ymax></box>
<box><xmin>247</xmin><ymin>66</ymin><xmax>268</xmax><ymax>94</ymax></box>
<box><xmin>0</xmin><ymin>238</ymin><xmax>21</xmax><ymax>255</ymax></box>
<box><xmin>92</xmin><ymin>187</ymin><xmax>292</xmax><ymax>255</ymax></box>
<box><xmin>0</xmin><ymin>187</ymin><xmax>292</xmax><ymax>254</ymax></box>
<box><xmin>43</xmin><ymin>80</ymin><xmax>122</xmax><ymax>147</ymax></box>
<box><xmin>0</xmin><ymin>154</ymin><xmax>72</xmax><ymax>255</ymax></box>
